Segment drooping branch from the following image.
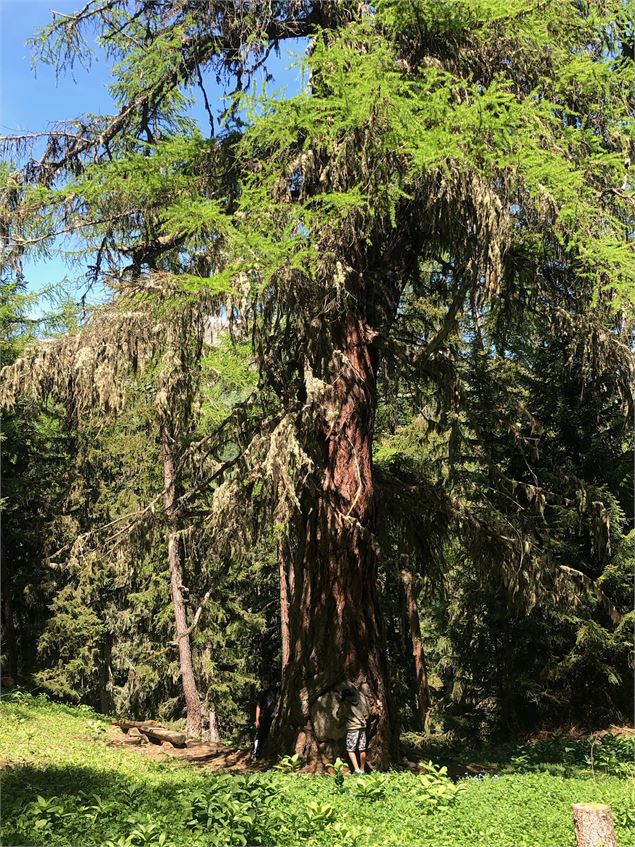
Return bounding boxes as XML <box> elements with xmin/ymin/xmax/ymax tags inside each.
<box><xmin>559</xmin><ymin>566</ymin><xmax>623</xmax><ymax>626</ymax></box>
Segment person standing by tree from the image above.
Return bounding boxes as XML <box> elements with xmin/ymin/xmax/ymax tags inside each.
<box><xmin>339</xmin><ymin>684</ymin><xmax>371</xmax><ymax>775</ymax></box>
<box><xmin>252</xmin><ymin>676</ymin><xmax>278</xmax><ymax>760</ymax></box>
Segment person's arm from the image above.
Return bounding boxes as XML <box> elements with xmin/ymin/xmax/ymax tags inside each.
<box><xmin>255</xmin><ymin>702</ymin><xmax>261</xmax><ymax>729</ymax></box>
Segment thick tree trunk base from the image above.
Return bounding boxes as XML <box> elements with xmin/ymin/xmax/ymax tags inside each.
<box><xmin>275</xmin><ymin>668</ymin><xmax>395</xmax><ymax>770</ymax></box>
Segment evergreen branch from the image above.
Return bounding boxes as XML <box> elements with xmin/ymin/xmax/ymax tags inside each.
<box><xmin>559</xmin><ymin>566</ymin><xmax>623</xmax><ymax>626</ymax></box>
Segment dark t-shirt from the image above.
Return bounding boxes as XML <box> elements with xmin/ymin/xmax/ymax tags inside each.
<box><xmin>257</xmin><ymin>687</ymin><xmax>278</xmax><ymax>721</ymax></box>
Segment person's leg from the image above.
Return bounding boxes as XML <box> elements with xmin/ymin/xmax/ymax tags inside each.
<box><xmin>358</xmin><ymin>729</ymin><xmax>367</xmax><ymax>772</ymax></box>
<box><xmin>359</xmin><ymin>749</ymin><xmax>366</xmax><ymax>772</ymax></box>
<box><xmin>253</xmin><ymin>719</ymin><xmax>270</xmax><ymax>759</ymax></box>
<box><xmin>346</xmin><ymin>731</ymin><xmax>360</xmax><ymax>772</ymax></box>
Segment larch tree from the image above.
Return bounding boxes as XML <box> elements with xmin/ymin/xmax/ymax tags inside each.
<box><xmin>1</xmin><ymin>0</ymin><xmax>633</xmax><ymax>765</ymax></box>
<box><xmin>1</xmin><ymin>282</ymin><xmax>232</xmax><ymax>738</ymax></box>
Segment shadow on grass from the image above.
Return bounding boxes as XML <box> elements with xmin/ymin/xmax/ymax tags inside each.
<box><xmin>2</xmin><ymin>762</ymin><xmax>141</xmax><ymax>809</ymax></box>
<box><xmin>1</xmin><ymin>763</ymin><xmax>172</xmax><ymax>847</ymax></box>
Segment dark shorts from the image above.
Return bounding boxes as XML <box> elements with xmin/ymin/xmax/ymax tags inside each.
<box><xmin>257</xmin><ymin>718</ymin><xmax>273</xmax><ymax>741</ymax></box>
<box><xmin>346</xmin><ymin>729</ymin><xmax>367</xmax><ymax>752</ymax></box>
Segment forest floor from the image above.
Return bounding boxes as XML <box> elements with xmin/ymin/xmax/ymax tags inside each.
<box><xmin>110</xmin><ymin>718</ymin><xmax>635</xmax><ymax>778</ymax></box>
<box><xmin>1</xmin><ymin>692</ymin><xmax>634</xmax><ymax>847</ymax></box>
<box><xmin>108</xmin><ymin>727</ymin><xmax>258</xmax><ymax>772</ymax></box>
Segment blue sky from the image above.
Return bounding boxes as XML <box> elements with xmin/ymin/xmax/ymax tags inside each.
<box><xmin>0</xmin><ymin>0</ymin><xmax>304</xmax><ymax>311</ymax></box>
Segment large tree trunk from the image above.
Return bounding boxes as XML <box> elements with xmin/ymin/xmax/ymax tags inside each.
<box><xmin>275</xmin><ymin>310</ymin><xmax>396</xmax><ymax>769</ymax></box>
<box><xmin>399</xmin><ymin>566</ymin><xmax>430</xmax><ymax>731</ymax></box>
<box><xmin>162</xmin><ymin>426</ymin><xmax>203</xmax><ymax>739</ymax></box>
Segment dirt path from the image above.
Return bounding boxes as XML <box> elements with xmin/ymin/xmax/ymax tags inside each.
<box><xmin>106</xmin><ymin>725</ymin><xmax>268</xmax><ymax>772</ymax></box>
<box><xmin>106</xmin><ymin>723</ymin><xmax>635</xmax><ymax>776</ymax></box>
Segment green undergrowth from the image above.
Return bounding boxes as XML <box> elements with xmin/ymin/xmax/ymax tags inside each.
<box><xmin>402</xmin><ymin>729</ymin><xmax>635</xmax><ymax>779</ymax></box>
<box><xmin>1</xmin><ymin>693</ymin><xmax>633</xmax><ymax>847</ymax></box>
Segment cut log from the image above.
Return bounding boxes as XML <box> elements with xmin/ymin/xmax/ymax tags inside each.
<box><xmin>142</xmin><ymin>726</ymin><xmax>187</xmax><ymax>747</ymax></box>
<box><xmin>114</xmin><ymin>719</ymin><xmax>157</xmax><ymax>733</ymax></box>
<box><xmin>572</xmin><ymin>803</ymin><xmax>617</xmax><ymax>847</ymax></box>
<box><xmin>114</xmin><ymin>720</ymin><xmax>187</xmax><ymax>748</ymax></box>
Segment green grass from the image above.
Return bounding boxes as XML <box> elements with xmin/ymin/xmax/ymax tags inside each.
<box><xmin>1</xmin><ymin>693</ymin><xmax>633</xmax><ymax>847</ymax></box>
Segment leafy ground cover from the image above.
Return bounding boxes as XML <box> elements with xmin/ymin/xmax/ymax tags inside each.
<box><xmin>1</xmin><ymin>693</ymin><xmax>633</xmax><ymax>847</ymax></box>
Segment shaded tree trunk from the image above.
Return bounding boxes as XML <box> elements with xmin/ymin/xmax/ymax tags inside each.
<box><xmin>275</xmin><ymin>309</ymin><xmax>396</xmax><ymax>768</ymax></box>
<box><xmin>278</xmin><ymin>539</ymin><xmax>291</xmax><ymax>670</ymax></box>
<box><xmin>162</xmin><ymin>425</ymin><xmax>203</xmax><ymax>739</ymax></box>
<box><xmin>98</xmin><ymin>635</ymin><xmax>113</xmax><ymax>714</ymax></box>
<box><xmin>1</xmin><ymin>567</ymin><xmax>18</xmax><ymax>681</ymax></box>
<box><xmin>399</xmin><ymin>566</ymin><xmax>430</xmax><ymax>731</ymax></box>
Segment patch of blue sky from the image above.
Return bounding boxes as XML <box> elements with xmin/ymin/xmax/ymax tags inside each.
<box><xmin>1</xmin><ymin>0</ymin><xmax>306</xmax><ymax>318</ymax></box>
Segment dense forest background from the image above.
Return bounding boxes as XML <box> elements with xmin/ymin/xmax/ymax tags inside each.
<box><xmin>1</xmin><ymin>0</ymin><xmax>633</xmax><ymax>756</ymax></box>
<box><xmin>3</xmin><ymin>276</ymin><xmax>632</xmax><ymax>742</ymax></box>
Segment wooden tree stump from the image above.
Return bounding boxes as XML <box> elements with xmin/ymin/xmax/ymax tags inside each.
<box><xmin>572</xmin><ymin>803</ymin><xmax>617</xmax><ymax>847</ymax></box>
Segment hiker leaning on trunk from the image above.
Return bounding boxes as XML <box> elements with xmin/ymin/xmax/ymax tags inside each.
<box><xmin>339</xmin><ymin>683</ymin><xmax>371</xmax><ymax>774</ymax></box>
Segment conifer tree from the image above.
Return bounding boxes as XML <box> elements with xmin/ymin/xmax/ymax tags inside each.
<box><xmin>2</xmin><ymin>0</ymin><xmax>633</xmax><ymax>765</ymax></box>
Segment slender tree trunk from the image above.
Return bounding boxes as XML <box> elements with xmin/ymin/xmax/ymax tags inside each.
<box><xmin>98</xmin><ymin>635</ymin><xmax>113</xmax><ymax>714</ymax></box>
<box><xmin>278</xmin><ymin>540</ymin><xmax>291</xmax><ymax>670</ymax></box>
<box><xmin>275</xmin><ymin>310</ymin><xmax>396</xmax><ymax>768</ymax></box>
<box><xmin>399</xmin><ymin>566</ymin><xmax>430</xmax><ymax>731</ymax></box>
<box><xmin>1</xmin><ymin>572</ymin><xmax>18</xmax><ymax>681</ymax></box>
<box><xmin>162</xmin><ymin>425</ymin><xmax>203</xmax><ymax>739</ymax></box>
<box><xmin>208</xmin><ymin>701</ymin><xmax>221</xmax><ymax>743</ymax></box>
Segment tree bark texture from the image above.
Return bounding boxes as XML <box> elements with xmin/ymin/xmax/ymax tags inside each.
<box><xmin>207</xmin><ymin>702</ymin><xmax>221</xmax><ymax>744</ymax></box>
<box><xmin>98</xmin><ymin>635</ymin><xmax>113</xmax><ymax>714</ymax></box>
<box><xmin>162</xmin><ymin>425</ymin><xmax>203</xmax><ymax>739</ymax></box>
<box><xmin>571</xmin><ymin>803</ymin><xmax>618</xmax><ymax>847</ymax></box>
<box><xmin>278</xmin><ymin>539</ymin><xmax>291</xmax><ymax>670</ymax></box>
<box><xmin>276</xmin><ymin>308</ymin><xmax>396</xmax><ymax>768</ymax></box>
<box><xmin>399</xmin><ymin>567</ymin><xmax>431</xmax><ymax>731</ymax></box>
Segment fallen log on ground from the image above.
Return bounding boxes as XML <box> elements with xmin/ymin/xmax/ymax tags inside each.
<box><xmin>114</xmin><ymin>720</ymin><xmax>187</xmax><ymax>748</ymax></box>
<box><xmin>115</xmin><ymin>720</ymin><xmax>157</xmax><ymax>731</ymax></box>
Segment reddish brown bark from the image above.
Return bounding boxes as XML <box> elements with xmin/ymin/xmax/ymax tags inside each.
<box><xmin>275</xmin><ymin>310</ymin><xmax>396</xmax><ymax>768</ymax></box>
<box><xmin>162</xmin><ymin>426</ymin><xmax>203</xmax><ymax>739</ymax></box>
<box><xmin>399</xmin><ymin>566</ymin><xmax>430</xmax><ymax>731</ymax></box>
